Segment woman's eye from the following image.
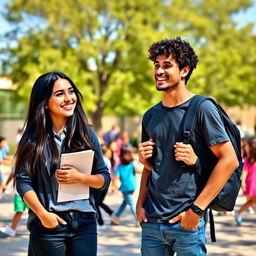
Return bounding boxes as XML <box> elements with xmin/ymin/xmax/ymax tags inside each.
<box><xmin>56</xmin><ymin>93</ymin><xmax>63</xmax><ymax>97</ymax></box>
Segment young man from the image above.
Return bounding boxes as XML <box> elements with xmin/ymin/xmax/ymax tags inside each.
<box><xmin>136</xmin><ymin>37</ymin><xmax>239</xmax><ymax>256</ymax></box>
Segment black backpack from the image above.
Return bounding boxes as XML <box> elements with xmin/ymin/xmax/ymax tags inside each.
<box><xmin>182</xmin><ymin>95</ymin><xmax>243</xmax><ymax>241</ymax></box>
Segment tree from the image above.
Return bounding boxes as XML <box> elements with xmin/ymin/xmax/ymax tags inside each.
<box><xmin>1</xmin><ymin>0</ymin><xmax>256</xmax><ymax>130</ymax></box>
<box><xmin>1</xmin><ymin>0</ymin><xmax>165</xmax><ymax>130</ymax></box>
<box><xmin>176</xmin><ymin>0</ymin><xmax>256</xmax><ymax>107</ymax></box>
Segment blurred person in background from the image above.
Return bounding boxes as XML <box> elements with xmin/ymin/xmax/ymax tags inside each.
<box><xmin>0</xmin><ymin>166</ymin><xmax>29</xmax><ymax>237</ymax></box>
<box><xmin>115</xmin><ymin>131</ymin><xmax>134</xmax><ymax>157</ymax></box>
<box><xmin>234</xmin><ymin>136</ymin><xmax>256</xmax><ymax>225</ymax></box>
<box><xmin>0</xmin><ymin>136</ymin><xmax>12</xmax><ymax>190</ymax></box>
<box><xmin>93</xmin><ymin>143</ymin><xmax>114</xmax><ymax>229</ymax></box>
<box><xmin>111</xmin><ymin>147</ymin><xmax>142</xmax><ymax>226</ymax></box>
<box><xmin>108</xmin><ymin>139</ymin><xmax>120</xmax><ymax>195</ymax></box>
<box><xmin>103</xmin><ymin>124</ymin><xmax>120</xmax><ymax>145</ymax></box>
<box><xmin>241</xmin><ymin>136</ymin><xmax>255</xmax><ymax>214</ymax></box>
<box><xmin>0</xmin><ymin>129</ymin><xmax>28</xmax><ymax>238</ymax></box>
<box><xmin>15</xmin><ymin>128</ymin><xmax>24</xmax><ymax>145</ymax></box>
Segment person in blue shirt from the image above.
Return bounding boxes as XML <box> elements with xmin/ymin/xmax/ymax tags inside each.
<box><xmin>111</xmin><ymin>146</ymin><xmax>142</xmax><ymax>226</ymax></box>
<box><xmin>14</xmin><ymin>71</ymin><xmax>110</xmax><ymax>256</ymax></box>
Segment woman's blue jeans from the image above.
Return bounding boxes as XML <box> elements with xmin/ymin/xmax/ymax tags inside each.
<box><xmin>29</xmin><ymin>211</ymin><xmax>97</xmax><ymax>256</ymax></box>
<box><xmin>141</xmin><ymin>217</ymin><xmax>207</xmax><ymax>256</ymax></box>
<box><xmin>115</xmin><ymin>190</ymin><xmax>137</xmax><ymax>219</ymax></box>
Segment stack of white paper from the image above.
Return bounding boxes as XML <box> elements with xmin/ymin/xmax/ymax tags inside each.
<box><xmin>57</xmin><ymin>150</ymin><xmax>94</xmax><ymax>202</ymax></box>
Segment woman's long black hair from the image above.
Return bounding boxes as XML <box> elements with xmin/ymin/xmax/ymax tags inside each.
<box><xmin>14</xmin><ymin>71</ymin><xmax>94</xmax><ymax>178</ymax></box>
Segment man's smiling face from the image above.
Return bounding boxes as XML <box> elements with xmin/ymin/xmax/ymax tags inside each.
<box><xmin>153</xmin><ymin>54</ymin><xmax>184</xmax><ymax>91</ymax></box>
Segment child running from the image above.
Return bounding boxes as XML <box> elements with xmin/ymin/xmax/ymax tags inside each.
<box><xmin>111</xmin><ymin>146</ymin><xmax>142</xmax><ymax>226</ymax></box>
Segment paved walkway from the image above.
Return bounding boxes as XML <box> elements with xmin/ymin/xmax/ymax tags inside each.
<box><xmin>0</xmin><ymin>167</ymin><xmax>255</xmax><ymax>256</ymax></box>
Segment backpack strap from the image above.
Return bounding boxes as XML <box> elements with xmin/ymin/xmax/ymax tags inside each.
<box><xmin>179</xmin><ymin>95</ymin><xmax>208</xmax><ymax>170</ymax></box>
<box><xmin>209</xmin><ymin>209</ymin><xmax>216</xmax><ymax>242</ymax></box>
<box><xmin>183</xmin><ymin>95</ymin><xmax>218</xmax><ymax>242</ymax></box>
<box><xmin>182</xmin><ymin>95</ymin><xmax>208</xmax><ymax>144</ymax></box>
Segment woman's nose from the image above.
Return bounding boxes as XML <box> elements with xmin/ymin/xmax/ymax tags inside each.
<box><xmin>64</xmin><ymin>94</ymin><xmax>71</xmax><ymax>102</ymax></box>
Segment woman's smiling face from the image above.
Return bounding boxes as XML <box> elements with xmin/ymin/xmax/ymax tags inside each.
<box><xmin>45</xmin><ymin>78</ymin><xmax>77</xmax><ymax>123</ymax></box>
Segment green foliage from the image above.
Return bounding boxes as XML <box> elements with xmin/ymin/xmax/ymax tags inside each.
<box><xmin>163</xmin><ymin>0</ymin><xmax>256</xmax><ymax>107</ymax></box>
<box><xmin>1</xmin><ymin>0</ymin><xmax>256</xmax><ymax>129</ymax></box>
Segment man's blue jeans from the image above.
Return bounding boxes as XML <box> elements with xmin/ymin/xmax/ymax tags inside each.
<box><xmin>115</xmin><ymin>190</ymin><xmax>137</xmax><ymax>219</ymax></box>
<box><xmin>141</xmin><ymin>217</ymin><xmax>207</xmax><ymax>256</ymax></box>
<box><xmin>29</xmin><ymin>211</ymin><xmax>97</xmax><ymax>256</ymax></box>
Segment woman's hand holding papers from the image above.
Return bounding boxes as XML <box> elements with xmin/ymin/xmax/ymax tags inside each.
<box><xmin>55</xmin><ymin>165</ymin><xmax>83</xmax><ymax>184</ymax></box>
<box><xmin>55</xmin><ymin>162</ymin><xmax>105</xmax><ymax>189</ymax></box>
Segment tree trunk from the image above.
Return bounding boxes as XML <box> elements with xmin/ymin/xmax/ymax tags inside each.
<box><xmin>90</xmin><ymin>106</ymin><xmax>104</xmax><ymax>132</ymax></box>
<box><xmin>90</xmin><ymin>70</ymin><xmax>109</xmax><ymax>132</ymax></box>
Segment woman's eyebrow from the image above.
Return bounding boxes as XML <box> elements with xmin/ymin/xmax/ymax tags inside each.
<box><xmin>53</xmin><ymin>86</ymin><xmax>73</xmax><ymax>94</ymax></box>
<box><xmin>53</xmin><ymin>89</ymin><xmax>64</xmax><ymax>95</ymax></box>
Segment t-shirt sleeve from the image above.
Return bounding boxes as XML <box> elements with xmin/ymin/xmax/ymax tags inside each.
<box><xmin>197</xmin><ymin>100</ymin><xmax>230</xmax><ymax>147</ymax></box>
<box><xmin>141</xmin><ymin>113</ymin><xmax>151</xmax><ymax>143</ymax></box>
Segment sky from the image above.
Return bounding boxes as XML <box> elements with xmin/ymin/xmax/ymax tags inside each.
<box><xmin>0</xmin><ymin>0</ymin><xmax>9</xmax><ymax>32</ymax></box>
<box><xmin>232</xmin><ymin>0</ymin><xmax>256</xmax><ymax>29</ymax></box>
<box><xmin>0</xmin><ymin>0</ymin><xmax>255</xmax><ymax>35</ymax></box>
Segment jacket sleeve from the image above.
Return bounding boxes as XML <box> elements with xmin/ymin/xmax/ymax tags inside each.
<box><xmin>88</xmin><ymin>125</ymin><xmax>111</xmax><ymax>191</ymax></box>
<box><xmin>15</xmin><ymin>163</ymin><xmax>35</xmax><ymax>199</ymax></box>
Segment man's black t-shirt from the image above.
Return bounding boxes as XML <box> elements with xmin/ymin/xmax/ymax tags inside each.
<box><xmin>141</xmin><ymin>96</ymin><xmax>229</xmax><ymax>223</ymax></box>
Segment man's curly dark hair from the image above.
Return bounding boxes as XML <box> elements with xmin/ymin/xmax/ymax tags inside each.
<box><xmin>148</xmin><ymin>37</ymin><xmax>199</xmax><ymax>84</ymax></box>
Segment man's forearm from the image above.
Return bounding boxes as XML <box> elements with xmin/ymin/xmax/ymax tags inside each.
<box><xmin>194</xmin><ymin>149</ymin><xmax>238</xmax><ymax>209</ymax></box>
<box><xmin>139</xmin><ymin>157</ymin><xmax>152</xmax><ymax>170</ymax></box>
<box><xmin>136</xmin><ymin>167</ymin><xmax>151</xmax><ymax>207</ymax></box>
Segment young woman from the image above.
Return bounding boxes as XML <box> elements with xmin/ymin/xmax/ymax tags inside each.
<box><xmin>14</xmin><ymin>71</ymin><xmax>110</xmax><ymax>256</ymax></box>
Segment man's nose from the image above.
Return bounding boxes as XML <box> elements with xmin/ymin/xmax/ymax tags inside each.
<box><xmin>156</xmin><ymin>67</ymin><xmax>164</xmax><ymax>74</ymax></box>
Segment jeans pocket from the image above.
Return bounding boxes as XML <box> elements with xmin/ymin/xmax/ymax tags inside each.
<box><xmin>35</xmin><ymin>218</ymin><xmax>61</xmax><ymax>230</ymax></box>
<box><xmin>30</xmin><ymin>218</ymin><xmax>63</xmax><ymax>236</ymax></box>
<box><xmin>177</xmin><ymin>222</ymin><xmax>198</xmax><ymax>232</ymax></box>
<box><xmin>40</xmin><ymin>222</ymin><xmax>60</xmax><ymax>230</ymax></box>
